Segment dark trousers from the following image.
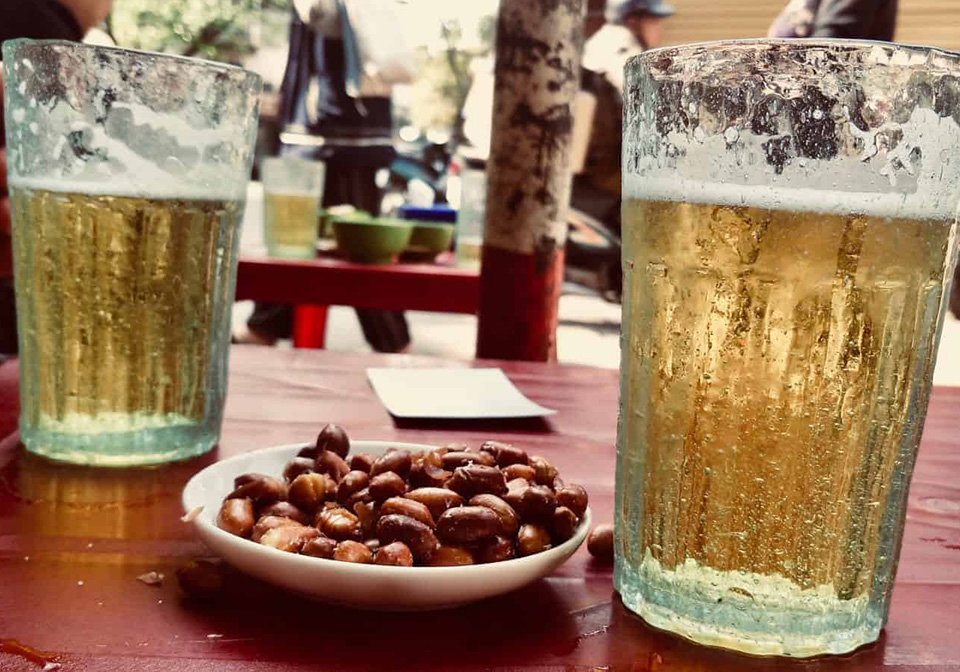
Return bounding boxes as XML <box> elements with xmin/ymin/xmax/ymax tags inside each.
<box><xmin>248</xmin><ymin>164</ymin><xmax>411</xmax><ymax>353</ymax></box>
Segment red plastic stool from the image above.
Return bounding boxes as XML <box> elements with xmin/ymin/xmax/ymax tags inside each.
<box><xmin>292</xmin><ymin>304</ymin><xmax>329</xmax><ymax>349</ymax></box>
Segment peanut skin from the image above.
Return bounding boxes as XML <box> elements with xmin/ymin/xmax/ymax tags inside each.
<box><xmin>217</xmin><ymin>498</ymin><xmax>255</xmax><ymax>538</ymax></box>
<box><xmin>333</xmin><ymin>540</ymin><xmax>373</xmax><ymax>564</ymax></box>
<box><xmin>587</xmin><ymin>524</ymin><xmax>614</xmax><ymax>562</ymax></box>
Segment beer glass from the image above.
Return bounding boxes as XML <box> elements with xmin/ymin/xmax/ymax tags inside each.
<box><xmin>261</xmin><ymin>156</ymin><xmax>325</xmax><ymax>258</ymax></box>
<box><xmin>3</xmin><ymin>40</ymin><xmax>262</xmax><ymax>466</ymax></box>
<box><xmin>616</xmin><ymin>41</ymin><xmax>960</xmax><ymax>656</ymax></box>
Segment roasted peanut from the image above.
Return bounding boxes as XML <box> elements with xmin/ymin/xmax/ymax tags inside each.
<box><xmin>375</xmin><ymin>541</ymin><xmax>415</xmax><ymax>566</ymax></box>
<box><xmin>317</xmin><ymin>506</ymin><xmax>362</xmax><ymax>541</ymax></box>
<box><xmin>316</xmin><ymin>450</ymin><xmax>350</xmax><ymax>481</ymax></box>
<box><xmin>476</xmin><ymin>535</ymin><xmax>516</xmax><ymax>563</ymax></box>
<box><xmin>228</xmin><ymin>475</ymin><xmax>286</xmax><ymax>505</ymax></box>
<box><xmin>480</xmin><ymin>440</ymin><xmax>529</xmax><ymax>467</ymax></box>
<box><xmin>439</xmin><ymin>443</ymin><xmax>467</xmax><ymax>453</ymax></box>
<box><xmin>259</xmin><ymin>523</ymin><xmax>319</xmax><ymax>552</ymax></box>
<box><xmin>369</xmin><ymin>471</ymin><xmax>407</xmax><ymax>502</ymax></box>
<box><xmin>337</xmin><ymin>470</ymin><xmax>370</xmax><ymax>505</ymax></box>
<box><xmin>502</xmin><ymin>464</ymin><xmax>537</xmax><ymax>482</ymax></box>
<box><xmin>377</xmin><ymin>514</ymin><xmax>439</xmax><ymax>562</ymax></box>
<box><xmin>517</xmin><ymin>524</ymin><xmax>552</xmax><ymax>556</ymax></box>
<box><xmin>529</xmin><ymin>456</ymin><xmax>559</xmax><ymax>486</ymax></box>
<box><xmin>587</xmin><ymin>524</ymin><xmax>614</xmax><ymax>562</ymax></box>
<box><xmin>557</xmin><ymin>484</ymin><xmax>588</xmax><ymax>518</ymax></box>
<box><xmin>516</xmin><ymin>485</ymin><xmax>558</xmax><ymax>523</ymax></box>
<box><xmin>469</xmin><ymin>494</ymin><xmax>520</xmax><ymax>537</ymax></box>
<box><xmin>404</xmin><ymin>487</ymin><xmax>463</xmax><ymax>520</ymax></box>
<box><xmin>289</xmin><ymin>472</ymin><xmax>336</xmax><ymax>512</ymax></box>
<box><xmin>427</xmin><ymin>545</ymin><xmax>475</xmax><ymax>566</ymax></box>
<box><xmin>217</xmin><ymin>498</ymin><xmax>255</xmax><ymax>537</ymax></box>
<box><xmin>354</xmin><ymin>500</ymin><xmax>380</xmax><ymax>537</ymax></box>
<box><xmin>551</xmin><ymin>506</ymin><xmax>579</xmax><ymax>543</ymax></box>
<box><xmin>297</xmin><ymin>444</ymin><xmax>320</xmax><ymax>459</ymax></box>
<box><xmin>234</xmin><ymin>472</ymin><xmax>272</xmax><ymax>488</ymax></box>
<box><xmin>370</xmin><ymin>449</ymin><xmax>412</xmax><ymax>478</ymax></box>
<box><xmin>424</xmin><ymin>448</ymin><xmax>448</xmax><ymax>467</ymax></box>
<box><xmin>282</xmin><ymin>457</ymin><xmax>316</xmax><ymax>483</ymax></box>
<box><xmin>251</xmin><ymin>515</ymin><xmax>301</xmax><ymax>542</ymax></box>
<box><xmin>176</xmin><ymin>559</ymin><xmax>227</xmax><ymax>597</ymax></box>
<box><xmin>441</xmin><ymin>450</ymin><xmax>496</xmax><ymax>470</ymax></box>
<box><xmin>409</xmin><ymin>461</ymin><xmax>450</xmax><ymax>489</ymax></box>
<box><xmin>446</xmin><ymin>464</ymin><xmax>507</xmax><ymax>499</ymax></box>
<box><xmin>301</xmin><ymin>536</ymin><xmax>337</xmax><ymax>559</ymax></box>
<box><xmin>381</xmin><ymin>496</ymin><xmax>435</xmax><ymax>528</ymax></box>
<box><xmin>552</xmin><ymin>475</ymin><xmax>565</xmax><ymax>491</ymax></box>
<box><xmin>344</xmin><ymin>486</ymin><xmax>374</xmax><ymax>509</ymax></box>
<box><xmin>334</xmin><ymin>540</ymin><xmax>373</xmax><ymax>564</ymax></box>
<box><xmin>364</xmin><ymin>538</ymin><xmax>381</xmax><ymax>554</ymax></box>
<box><xmin>349</xmin><ymin>453</ymin><xmax>375</xmax><ymax>473</ymax></box>
<box><xmin>503</xmin><ymin>483</ymin><xmax>525</xmax><ymax>513</ymax></box>
<box><xmin>258</xmin><ymin>501</ymin><xmax>310</xmax><ymax>525</ymax></box>
<box><xmin>316</xmin><ymin>423</ymin><xmax>350</xmax><ymax>458</ymax></box>
<box><xmin>436</xmin><ymin>506</ymin><xmax>500</xmax><ymax>544</ymax></box>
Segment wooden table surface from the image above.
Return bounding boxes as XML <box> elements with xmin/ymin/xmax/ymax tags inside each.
<box><xmin>0</xmin><ymin>347</ymin><xmax>958</xmax><ymax>671</ymax></box>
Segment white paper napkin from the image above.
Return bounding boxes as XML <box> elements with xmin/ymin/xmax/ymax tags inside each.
<box><xmin>366</xmin><ymin>368</ymin><xmax>556</xmax><ymax>419</ymax></box>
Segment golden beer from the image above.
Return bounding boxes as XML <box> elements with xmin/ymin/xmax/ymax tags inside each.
<box><xmin>11</xmin><ymin>184</ymin><xmax>243</xmax><ymax>464</ymax></box>
<box><xmin>617</xmin><ymin>196</ymin><xmax>953</xmax><ymax>654</ymax></box>
<box><xmin>263</xmin><ymin>191</ymin><xmax>321</xmax><ymax>258</ymax></box>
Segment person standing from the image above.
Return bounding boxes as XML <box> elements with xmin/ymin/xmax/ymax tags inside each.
<box><xmin>239</xmin><ymin>0</ymin><xmax>414</xmax><ymax>352</ymax></box>
<box><xmin>768</xmin><ymin>0</ymin><xmax>898</xmax><ymax>41</ymax></box>
<box><xmin>569</xmin><ymin>0</ymin><xmax>674</xmax><ymax>297</ymax></box>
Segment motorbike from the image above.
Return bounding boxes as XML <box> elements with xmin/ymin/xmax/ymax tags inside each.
<box><xmin>386</xmin><ymin>145</ymin><xmax>622</xmax><ymax>302</ymax></box>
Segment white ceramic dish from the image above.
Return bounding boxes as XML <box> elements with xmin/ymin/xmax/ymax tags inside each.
<box><xmin>182</xmin><ymin>441</ymin><xmax>591</xmax><ymax>611</ymax></box>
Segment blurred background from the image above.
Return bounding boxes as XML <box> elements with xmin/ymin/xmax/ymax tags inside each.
<box><xmin>87</xmin><ymin>0</ymin><xmax>960</xmax><ymax>378</ymax></box>
<box><xmin>101</xmin><ymin>0</ymin><xmax>960</xmax><ymax>138</ymax></box>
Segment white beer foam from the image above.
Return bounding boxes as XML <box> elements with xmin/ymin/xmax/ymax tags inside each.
<box><xmin>8</xmin><ymin>104</ymin><xmax>247</xmax><ymax>201</ymax></box>
<box><xmin>8</xmin><ymin>175</ymin><xmax>242</xmax><ymax>202</ymax></box>
<box><xmin>623</xmin><ymin>175</ymin><xmax>955</xmax><ymax>222</ymax></box>
<box><xmin>624</xmin><ymin>108</ymin><xmax>960</xmax><ymax>221</ymax></box>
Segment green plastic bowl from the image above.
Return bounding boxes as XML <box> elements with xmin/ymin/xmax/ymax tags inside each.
<box><xmin>332</xmin><ymin>216</ymin><xmax>413</xmax><ymax>264</ymax></box>
<box><xmin>404</xmin><ymin>221</ymin><xmax>455</xmax><ymax>260</ymax></box>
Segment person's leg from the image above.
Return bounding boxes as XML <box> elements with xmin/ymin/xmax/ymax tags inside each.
<box><xmin>239</xmin><ymin>303</ymin><xmax>294</xmax><ymax>345</ymax></box>
<box><xmin>347</xmin><ymin>166</ymin><xmax>411</xmax><ymax>353</ymax></box>
<box><xmin>356</xmin><ymin>309</ymin><xmax>411</xmax><ymax>353</ymax></box>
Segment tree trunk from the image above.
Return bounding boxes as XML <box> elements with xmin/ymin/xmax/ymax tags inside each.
<box><xmin>476</xmin><ymin>0</ymin><xmax>586</xmax><ymax>362</ymax></box>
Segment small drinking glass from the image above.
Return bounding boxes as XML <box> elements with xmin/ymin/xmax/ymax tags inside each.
<box><xmin>261</xmin><ymin>157</ymin><xmax>326</xmax><ymax>259</ymax></box>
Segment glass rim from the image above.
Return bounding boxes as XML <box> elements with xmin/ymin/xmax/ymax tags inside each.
<box><xmin>2</xmin><ymin>38</ymin><xmax>261</xmax><ymax>83</ymax></box>
<box><xmin>631</xmin><ymin>37</ymin><xmax>960</xmax><ymax>69</ymax></box>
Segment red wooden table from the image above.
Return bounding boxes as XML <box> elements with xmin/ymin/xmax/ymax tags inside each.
<box><xmin>235</xmin><ymin>252</ymin><xmax>480</xmax><ymax>314</ymax></box>
<box><xmin>1</xmin><ymin>348</ymin><xmax>958</xmax><ymax>671</ymax></box>
<box><xmin>235</xmin><ymin>252</ymin><xmax>480</xmax><ymax>348</ymax></box>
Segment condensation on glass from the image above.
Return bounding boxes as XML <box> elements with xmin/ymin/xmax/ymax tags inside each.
<box><xmin>2</xmin><ymin>40</ymin><xmax>262</xmax><ymax>466</ymax></box>
<box><xmin>616</xmin><ymin>40</ymin><xmax>960</xmax><ymax>656</ymax></box>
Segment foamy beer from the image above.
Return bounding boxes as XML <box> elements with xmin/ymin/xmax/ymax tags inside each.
<box><xmin>616</xmin><ymin>41</ymin><xmax>960</xmax><ymax>656</ymax></box>
<box><xmin>261</xmin><ymin>157</ymin><xmax>325</xmax><ymax>258</ymax></box>
<box><xmin>2</xmin><ymin>40</ymin><xmax>261</xmax><ymax>465</ymax></box>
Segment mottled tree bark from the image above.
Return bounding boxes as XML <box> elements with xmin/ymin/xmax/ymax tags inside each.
<box><xmin>476</xmin><ymin>0</ymin><xmax>586</xmax><ymax>362</ymax></box>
